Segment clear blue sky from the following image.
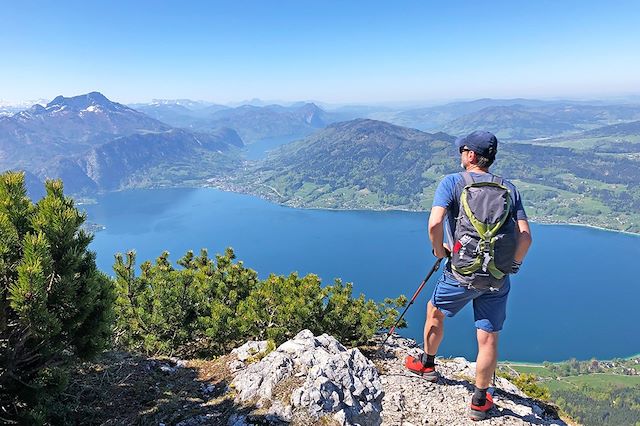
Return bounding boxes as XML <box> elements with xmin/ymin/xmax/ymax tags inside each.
<box><xmin>1</xmin><ymin>0</ymin><xmax>639</xmax><ymax>104</ymax></box>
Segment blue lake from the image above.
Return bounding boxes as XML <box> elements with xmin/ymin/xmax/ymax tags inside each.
<box><xmin>243</xmin><ymin>135</ymin><xmax>303</xmax><ymax>160</ymax></box>
<box><xmin>83</xmin><ymin>187</ymin><xmax>640</xmax><ymax>363</ymax></box>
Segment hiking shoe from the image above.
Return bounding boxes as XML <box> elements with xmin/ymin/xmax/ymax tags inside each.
<box><xmin>404</xmin><ymin>355</ymin><xmax>438</xmax><ymax>382</ymax></box>
<box><xmin>469</xmin><ymin>392</ymin><xmax>494</xmax><ymax>421</ymax></box>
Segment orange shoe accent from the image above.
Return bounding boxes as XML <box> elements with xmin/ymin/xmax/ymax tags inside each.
<box><xmin>469</xmin><ymin>392</ymin><xmax>494</xmax><ymax>421</ymax></box>
<box><xmin>404</xmin><ymin>355</ymin><xmax>438</xmax><ymax>382</ymax></box>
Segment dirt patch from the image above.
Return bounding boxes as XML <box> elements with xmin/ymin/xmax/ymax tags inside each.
<box><xmin>52</xmin><ymin>351</ymin><xmax>244</xmax><ymax>425</ymax></box>
<box><xmin>187</xmin><ymin>354</ymin><xmax>234</xmax><ymax>398</ymax></box>
<box><xmin>271</xmin><ymin>374</ymin><xmax>305</xmax><ymax>404</ymax></box>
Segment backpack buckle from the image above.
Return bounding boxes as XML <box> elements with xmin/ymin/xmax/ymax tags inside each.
<box><xmin>482</xmin><ymin>252</ymin><xmax>491</xmax><ymax>272</ymax></box>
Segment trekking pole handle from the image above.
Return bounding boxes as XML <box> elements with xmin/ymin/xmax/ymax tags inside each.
<box><xmin>431</xmin><ymin>246</ymin><xmax>451</xmax><ymax>259</ymax></box>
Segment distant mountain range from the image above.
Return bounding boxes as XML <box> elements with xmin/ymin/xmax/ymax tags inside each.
<box><xmin>0</xmin><ymin>92</ymin><xmax>170</xmax><ymax>168</ymax></box>
<box><xmin>0</xmin><ymin>98</ymin><xmax>49</xmax><ymax>116</ymax></box>
<box><xmin>128</xmin><ymin>96</ymin><xmax>640</xmax><ymax>143</ymax></box>
<box><xmin>130</xmin><ymin>100</ymin><xmax>351</xmax><ymax>143</ymax></box>
<box><xmin>363</xmin><ymin>99</ymin><xmax>640</xmax><ymax>141</ymax></box>
<box><xmin>0</xmin><ymin>92</ymin><xmax>243</xmax><ymax>195</ymax></box>
<box><xmin>4</xmin><ymin>92</ymin><xmax>640</xmax><ymax>233</ymax></box>
<box><xmin>129</xmin><ymin>100</ymin><xmax>230</xmax><ymax>128</ymax></box>
<box><xmin>440</xmin><ymin>105</ymin><xmax>581</xmax><ymax>140</ymax></box>
<box><xmin>367</xmin><ymin>98</ymin><xmax>556</xmax><ymax>131</ymax></box>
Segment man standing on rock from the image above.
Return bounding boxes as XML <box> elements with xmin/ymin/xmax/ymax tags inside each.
<box><xmin>404</xmin><ymin>131</ymin><xmax>532</xmax><ymax>421</ymax></box>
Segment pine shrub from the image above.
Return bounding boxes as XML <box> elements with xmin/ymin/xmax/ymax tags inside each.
<box><xmin>114</xmin><ymin>248</ymin><xmax>406</xmax><ymax>356</ymax></box>
<box><xmin>114</xmin><ymin>247</ymin><xmax>259</xmax><ymax>356</ymax></box>
<box><xmin>0</xmin><ymin>171</ymin><xmax>115</xmax><ymax>423</ymax></box>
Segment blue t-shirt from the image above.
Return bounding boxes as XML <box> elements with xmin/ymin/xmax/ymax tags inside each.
<box><xmin>432</xmin><ymin>172</ymin><xmax>527</xmax><ymax>244</ymax></box>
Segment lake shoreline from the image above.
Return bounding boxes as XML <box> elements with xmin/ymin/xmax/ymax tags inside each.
<box><xmin>499</xmin><ymin>353</ymin><xmax>640</xmax><ymax>366</ymax></box>
<box><xmin>203</xmin><ymin>184</ymin><xmax>640</xmax><ymax>237</ymax></box>
<box><xmin>84</xmin><ymin>183</ymin><xmax>640</xmax><ymax>237</ymax></box>
<box><xmin>80</xmin><ymin>184</ymin><xmax>640</xmax><ymax>240</ymax></box>
<box><xmin>533</xmin><ymin>221</ymin><xmax>640</xmax><ymax>237</ymax></box>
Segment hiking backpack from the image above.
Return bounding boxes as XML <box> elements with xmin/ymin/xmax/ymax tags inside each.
<box><xmin>450</xmin><ymin>172</ymin><xmax>517</xmax><ymax>290</ymax></box>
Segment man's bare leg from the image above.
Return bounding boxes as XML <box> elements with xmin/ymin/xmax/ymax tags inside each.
<box><xmin>405</xmin><ymin>301</ymin><xmax>444</xmax><ymax>380</ymax></box>
<box><xmin>475</xmin><ymin>329</ymin><xmax>499</xmax><ymax>389</ymax></box>
<box><xmin>423</xmin><ymin>301</ymin><xmax>445</xmax><ymax>355</ymax></box>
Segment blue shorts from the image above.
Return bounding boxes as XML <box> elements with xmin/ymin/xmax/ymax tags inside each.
<box><xmin>430</xmin><ymin>272</ymin><xmax>510</xmax><ymax>333</ymax></box>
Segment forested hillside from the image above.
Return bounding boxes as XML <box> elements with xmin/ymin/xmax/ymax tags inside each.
<box><xmin>211</xmin><ymin>119</ymin><xmax>640</xmax><ymax>233</ymax></box>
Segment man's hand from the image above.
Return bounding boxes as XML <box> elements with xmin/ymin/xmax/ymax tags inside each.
<box><xmin>511</xmin><ymin>259</ymin><xmax>523</xmax><ymax>274</ymax></box>
<box><xmin>432</xmin><ymin>245</ymin><xmax>451</xmax><ymax>259</ymax></box>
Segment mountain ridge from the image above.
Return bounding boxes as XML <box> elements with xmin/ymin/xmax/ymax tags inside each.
<box><xmin>210</xmin><ymin>117</ymin><xmax>640</xmax><ymax>233</ymax></box>
<box><xmin>36</xmin><ymin>127</ymin><xmax>243</xmax><ymax>194</ymax></box>
<box><xmin>0</xmin><ymin>92</ymin><xmax>244</xmax><ymax>194</ymax></box>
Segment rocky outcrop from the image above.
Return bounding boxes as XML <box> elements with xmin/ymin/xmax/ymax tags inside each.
<box><xmin>228</xmin><ymin>330</ymin><xmax>565</xmax><ymax>426</ymax></box>
<box><xmin>152</xmin><ymin>330</ymin><xmax>565</xmax><ymax>425</ymax></box>
<box><xmin>222</xmin><ymin>331</ymin><xmax>565</xmax><ymax>426</ymax></box>
<box><xmin>230</xmin><ymin>329</ymin><xmax>383</xmax><ymax>425</ymax></box>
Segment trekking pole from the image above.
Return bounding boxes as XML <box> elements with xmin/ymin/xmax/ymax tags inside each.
<box><xmin>378</xmin><ymin>256</ymin><xmax>444</xmax><ymax>351</ymax></box>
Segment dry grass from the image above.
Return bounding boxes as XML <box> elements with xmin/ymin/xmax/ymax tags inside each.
<box><xmin>53</xmin><ymin>346</ymin><xmax>387</xmax><ymax>425</ymax></box>
<box><xmin>186</xmin><ymin>354</ymin><xmax>233</xmax><ymax>386</ymax></box>
<box><xmin>53</xmin><ymin>351</ymin><xmax>248</xmax><ymax>425</ymax></box>
<box><xmin>271</xmin><ymin>374</ymin><xmax>305</xmax><ymax>404</ymax></box>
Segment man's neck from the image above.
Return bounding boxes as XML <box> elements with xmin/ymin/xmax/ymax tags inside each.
<box><xmin>465</xmin><ymin>165</ymin><xmax>489</xmax><ymax>173</ymax></box>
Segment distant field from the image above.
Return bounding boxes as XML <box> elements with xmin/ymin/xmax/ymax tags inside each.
<box><xmin>546</xmin><ymin>374</ymin><xmax>640</xmax><ymax>392</ymax></box>
<box><xmin>505</xmin><ymin>364</ymin><xmax>557</xmax><ymax>378</ymax></box>
<box><xmin>500</xmin><ymin>361</ymin><xmax>640</xmax><ymax>424</ymax></box>
<box><xmin>520</xmin><ymin>135</ymin><xmax>640</xmax><ymax>150</ymax></box>
<box><xmin>502</xmin><ymin>362</ymin><xmax>640</xmax><ymax>392</ymax></box>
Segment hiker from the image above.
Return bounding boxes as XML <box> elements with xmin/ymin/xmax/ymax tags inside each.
<box><xmin>404</xmin><ymin>131</ymin><xmax>532</xmax><ymax>421</ymax></box>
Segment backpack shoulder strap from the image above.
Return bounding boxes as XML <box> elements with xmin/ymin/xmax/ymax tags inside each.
<box><xmin>491</xmin><ymin>174</ymin><xmax>504</xmax><ymax>185</ymax></box>
<box><xmin>461</xmin><ymin>172</ymin><xmax>474</xmax><ymax>186</ymax></box>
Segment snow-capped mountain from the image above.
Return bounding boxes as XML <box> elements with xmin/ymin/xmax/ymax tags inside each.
<box><xmin>0</xmin><ymin>92</ymin><xmax>245</xmax><ymax>195</ymax></box>
<box><xmin>0</xmin><ymin>92</ymin><xmax>171</xmax><ymax>171</ymax></box>
<box><xmin>5</xmin><ymin>91</ymin><xmax>170</xmax><ymax>142</ymax></box>
<box><xmin>0</xmin><ymin>98</ymin><xmax>49</xmax><ymax>116</ymax></box>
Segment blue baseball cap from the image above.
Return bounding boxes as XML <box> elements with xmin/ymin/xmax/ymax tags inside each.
<box><xmin>455</xmin><ymin>130</ymin><xmax>498</xmax><ymax>159</ymax></box>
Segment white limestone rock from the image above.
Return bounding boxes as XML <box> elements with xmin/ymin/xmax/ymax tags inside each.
<box><xmin>231</xmin><ymin>329</ymin><xmax>383</xmax><ymax>425</ymax></box>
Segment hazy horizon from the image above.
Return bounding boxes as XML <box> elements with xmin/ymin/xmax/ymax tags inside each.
<box><xmin>4</xmin><ymin>91</ymin><xmax>640</xmax><ymax>111</ymax></box>
<box><xmin>2</xmin><ymin>1</ymin><xmax>639</xmax><ymax>105</ymax></box>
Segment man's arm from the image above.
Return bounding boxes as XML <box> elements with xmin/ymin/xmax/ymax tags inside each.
<box><xmin>428</xmin><ymin>206</ymin><xmax>448</xmax><ymax>258</ymax></box>
<box><xmin>514</xmin><ymin>219</ymin><xmax>532</xmax><ymax>262</ymax></box>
